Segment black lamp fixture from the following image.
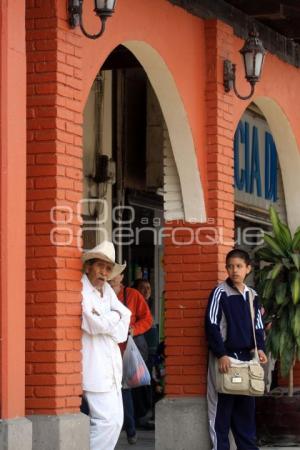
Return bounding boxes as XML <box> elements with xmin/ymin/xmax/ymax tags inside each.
<box><xmin>224</xmin><ymin>28</ymin><xmax>266</xmax><ymax>100</ymax></box>
<box><xmin>68</xmin><ymin>0</ymin><xmax>117</xmax><ymax>40</ymax></box>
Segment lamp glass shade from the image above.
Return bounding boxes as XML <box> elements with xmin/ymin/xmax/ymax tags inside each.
<box><xmin>243</xmin><ymin>50</ymin><xmax>265</xmax><ymax>80</ymax></box>
<box><xmin>240</xmin><ymin>30</ymin><xmax>266</xmax><ymax>83</ymax></box>
<box><xmin>243</xmin><ymin>52</ymin><xmax>252</xmax><ymax>78</ymax></box>
<box><xmin>95</xmin><ymin>0</ymin><xmax>116</xmax><ymax>11</ymax></box>
<box><xmin>254</xmin><ymin>52</ymin><xmax>264</xmax><ymax>77</ymax></box>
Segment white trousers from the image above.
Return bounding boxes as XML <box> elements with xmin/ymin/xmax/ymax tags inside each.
<box><xmin>84</xmin><ymin>385</ymin><xmax>123</xmax><ymax>450</ymax></box>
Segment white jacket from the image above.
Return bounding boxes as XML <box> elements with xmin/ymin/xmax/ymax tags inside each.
<box><xmin>81</xmin><ymin>274</ymin><xmax>131</xmax><ymax>392</ymax></box>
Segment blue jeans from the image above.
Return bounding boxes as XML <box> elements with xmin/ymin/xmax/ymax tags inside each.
<box><xmin>122</xmin><ymin>388</ymin><xmax>136</xmax><ymax>437</ymax></box>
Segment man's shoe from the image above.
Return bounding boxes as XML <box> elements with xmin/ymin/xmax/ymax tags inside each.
<box><xmin>127</xmin><ymin>434</ymin><xmax>137</xmax><ymax>445</ymax></box>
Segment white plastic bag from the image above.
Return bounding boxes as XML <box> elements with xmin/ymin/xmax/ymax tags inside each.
<box><xmin>122</xmin><ymin>335</ymin><xmax>151</xmax><ymax>389</ymax></box>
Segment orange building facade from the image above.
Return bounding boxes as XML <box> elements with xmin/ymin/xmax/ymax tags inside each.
<box><xmin>1</xmin><ymin>0</ymin><xmax>300</xmax><ymax>449</ymax></box>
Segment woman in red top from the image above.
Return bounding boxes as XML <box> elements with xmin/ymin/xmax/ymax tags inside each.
<box><xmin>110</xmin><ymin>273</ymin><xmax>152</xmax><ymax>445</ymax></box>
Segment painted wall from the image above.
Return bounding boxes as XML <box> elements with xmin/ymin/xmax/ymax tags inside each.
<box><xmin>0</xmin><ymin>0</ymin><xmax>26</xmax><ymax>419</ymax></box>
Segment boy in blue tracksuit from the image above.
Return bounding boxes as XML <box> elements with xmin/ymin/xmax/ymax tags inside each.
<box><xmin>205</xmin><ymin>249</ymin><xmax>268</xmax><ymax>450</ymax></box>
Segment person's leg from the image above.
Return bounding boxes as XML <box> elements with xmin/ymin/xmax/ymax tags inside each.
<box><xmin>132</xmin><ymin>385</ymin><xmax>152</xmax><ymax>426</ymax></box>
<box><xmin>85</xmin><ymin>385</ymin><xmax>123</xmax><ymax>450</ymax></box>
<box><xmin>215</xmin><ymin>394</ymin><xmax>235</xmax><ymax>450</ymax></box>
<box><xmin>207</xmin><ymin>353</ymin><xmax>233</xmax><ymax>450</ymax></box>
<box><xmin>231</xmin><ymin>396</ymin><xmax>258</xmax><ymax>450</ymax></box>
<box><xmin>122</xmin><ymin>388</ymin><xmax>136</xmax><ymax>438</ymax></box>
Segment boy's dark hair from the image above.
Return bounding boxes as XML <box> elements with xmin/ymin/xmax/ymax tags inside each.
<box><xmin>226</xmin><ymin>248</ymin><xmax>251</xmax><ymax>266</ymax></box>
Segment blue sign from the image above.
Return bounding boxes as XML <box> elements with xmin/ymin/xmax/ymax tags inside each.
<box><xmin>234</xmin><ymin>120</ymin><xmax>278</xmax><ymax>202</ymax></box>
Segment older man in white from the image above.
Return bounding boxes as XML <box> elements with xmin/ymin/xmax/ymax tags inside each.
<box><xmin>81</xmin><ymin>241</ymin><xmax>131</xmax><ymax>450</ymax></box>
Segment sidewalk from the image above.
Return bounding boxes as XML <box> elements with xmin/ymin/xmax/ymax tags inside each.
<box><xmin>116</xmin><ymin>430</ymin><xmax>300</xmax><ymax>450</ymax></box>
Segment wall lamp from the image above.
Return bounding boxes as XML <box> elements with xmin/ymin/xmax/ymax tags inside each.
<box><xmin>224</xmin><ymin>28</ymin><xmax>266</xmax><ymax>100</ymax></box>
<box><xmin>68</xmin><ymin>0</ymin><xmax>117</xmax><ymax>40</ymax></box>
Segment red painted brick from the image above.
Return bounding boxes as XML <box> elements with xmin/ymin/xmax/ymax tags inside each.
<box><xmin>164</xmin><ymin>385</ymin><xmax>183</xmax><ymax>395</ymax></box>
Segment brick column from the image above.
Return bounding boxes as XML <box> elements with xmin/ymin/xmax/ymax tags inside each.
<box><xmin>26</xmin><ymin>1</ymin><xmax>88</xmax><ymax>448</ymax></box>
<box><xmin>163</xmin><ymin>228</ymin><xmax>211</xmax><ymax>397</ymax></box>
<box><xmin>204</xmin><ymin>19</ymin><xmax>235</xmax><ymax>274</ymax></box>
<box><xmin>156</xmin><ymin>20</ymin><xmax>235</xmax><ymax>450</ymax></box>
<box><xmin>0</xmin><ymin>1</ymin><xmax>32</xmax><ymax>448</ymax></box>
<box><xmin>163</xmin><ymin>19</ymin><xmax>235</xmax><ymax>399</ymax></box>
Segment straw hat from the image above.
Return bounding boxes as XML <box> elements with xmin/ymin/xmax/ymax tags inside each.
<box><xmin>82</xmin><ymin>240</ymin><xmax>126</xmax><ymax>281</ymax></box>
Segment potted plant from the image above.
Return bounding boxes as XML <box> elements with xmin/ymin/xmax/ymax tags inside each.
<box><xmin>254</xmin><ymin>205</ymin><xmax>300</xmax><ymax>445</ymax></box>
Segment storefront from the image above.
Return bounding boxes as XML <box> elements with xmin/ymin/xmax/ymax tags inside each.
<box><xmin>234</xmin><ymin>105</ymin><xmax>287</xmax><ymax>277</ymax></box>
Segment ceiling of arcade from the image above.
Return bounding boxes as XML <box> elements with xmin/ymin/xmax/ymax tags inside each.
<box><xmin>168</xmin><ymin>0</ymin><xmax>300</xmax><ymax>67</ymax></box>
<box><xmin>224</xmin><ymin>0</ymin><xmax>300</xmax><ymax>44</ymax></box>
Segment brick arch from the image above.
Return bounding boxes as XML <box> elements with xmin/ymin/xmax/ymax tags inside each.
<box><xmin>254</xmin><ymin>97</ymin><xmax>300</xmax><ymax>232</ymax></box>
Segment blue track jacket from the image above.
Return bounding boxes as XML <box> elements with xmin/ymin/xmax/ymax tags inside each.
<box><xmin>205</xmin><ymin>278</ymin><xmax>265</xmax><ymax>359</ymax></box>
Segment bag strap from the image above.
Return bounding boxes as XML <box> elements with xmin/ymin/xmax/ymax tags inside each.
<box><xmin>248</xmin><ymin>288</ymin><xmax>259</xmax><ymax>361</ymax></box>
<box><xmin>122</xmin><ymin>287</ymin><xmax>130</xmax><ymax>346</ymax></box>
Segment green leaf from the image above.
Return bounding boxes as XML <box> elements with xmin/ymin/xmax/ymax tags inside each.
<box><xmin>292</xmin><ymin>306</ymin><xmax>300</xmax><ymax>337</ymax></box>
<box><xmin>275</xmin><ymin>283</ymin><xmax>287</xmax><ymax>305</ymax></box>
<box><xmin>267</xmin><ymin>262</ymin><xmax>283</xmax><ymax>280</ymax></box>
<box><xmin>290</xmin><ymin>253</ymin><xmax>300</xmax><ymax>271</ymax></box>
<box><xmin>262</xmin><ymin>279</ymin><xmax>274</xmax><ymax>300</ymax></box>
<box><xmin>266</xmin><ymin>326</ymin><xmax>280</xmax><ymax>357</ymax></box>
<box><xmin>279</xmin><ymin>330</ymin><xmax>288</xmax><ymax>354</ymax></box>
<box><xmin>264</xmin><ymin>234</ymin><xmax>286</xmax><ymax>257</ymax></box>
<box><xmin>279</xmin><ymin>345</ymin><xmax>295</xmax><ymax>377</ymax></box>
<box><xmin>281</xmin><ymin>346</ymin><xmax>295</xmax><ymax>366</ymax></box>
<box><xmin>291</xmin><ymin>271</ymin><xmax>300</xmax><ymax>305</ymax></box>
<box><xmin>292</xmin><ymin>227</ymin><xmax>300</xmax><ymax>251</ymax></box>
<box><xmin>269</xmin><ymin>206</ymin><xmax>282</xmax><ymax>241</ymax></box>
<box><xmin>279</xmin><ymin>309</ymin><xmax>290</xmax><ymax>332</ymax></box>
<box><xmin>255</xmin><ymin>246</ymin><xmax>279</xmax><ymax>263</ymax></box>
<box><xmin>279</xmin><ymin>222</ymin><xmax>293</xmax><ymax>251</ymax></box>
<box><xmin>282</xmin><ymin>258</ymin><xmax>292</xmax><ymax>269</ymax></box>
<box><xmin>269</xmin><ymin>206</ymin><xmax>292</xmax><ymax>252</ymax></box>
